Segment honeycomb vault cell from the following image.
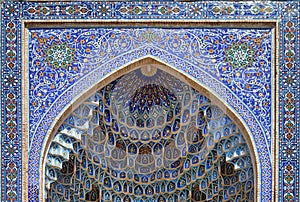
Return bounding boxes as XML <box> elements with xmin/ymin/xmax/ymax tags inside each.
<box><xmin>45</xmin><ymin>66</ymin><xmax>254</xmax><ymax>201</ymax></box>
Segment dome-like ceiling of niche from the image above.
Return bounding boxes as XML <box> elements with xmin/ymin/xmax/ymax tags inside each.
<box><xmin>45</xmin><ymin>64</ymin><xmax>254</xmax><ymax>201</ymax></box>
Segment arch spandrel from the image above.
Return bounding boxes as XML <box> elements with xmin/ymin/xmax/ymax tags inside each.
<box><xmin>41</xmin><ymin>58</ymin><xmax>259</xmax><ymax>201</ymax></box>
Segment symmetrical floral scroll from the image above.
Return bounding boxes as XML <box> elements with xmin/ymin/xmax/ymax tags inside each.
<box><xmin>29</xmin><ymin>28</ymin><xmax>272</xmax><ymax>150</ymax></box>
<box><xmin>2</xmin><ymin>1</ymin><xmax>297</xmax><ymax>202</ymax></box>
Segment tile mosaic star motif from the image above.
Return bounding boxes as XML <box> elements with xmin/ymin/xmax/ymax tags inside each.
<box><xmin>44</xmin><ymin>42</ymin><xmax>75</xmax><ymax>69</ymax></box>
<box><xmin>0</xmin><ymin>1</ymin><xmax>299</xmax><ymax>202</ymax></box>
<box><xmin>224</xmin><ymin>42</ymin><xmax>255</xmax><ymax>69</ymax></box>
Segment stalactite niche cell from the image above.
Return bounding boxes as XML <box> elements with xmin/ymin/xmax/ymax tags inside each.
<box><xmin>45</xmin><ymin>66</ymin><xmax>254</xmax><ymax>201</ymax></box>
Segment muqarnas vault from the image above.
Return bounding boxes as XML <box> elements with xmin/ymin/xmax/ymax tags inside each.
<box><xmin>45</xmin><ymin>66</ymin><xmax>254</xmax><ymax>201</ymax></box>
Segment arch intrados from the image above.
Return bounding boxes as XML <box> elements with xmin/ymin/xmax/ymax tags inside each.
<box><xmin>40</xmin><ymin>56</ymin><xmax>259</xmax><ymax>201</ymax></box>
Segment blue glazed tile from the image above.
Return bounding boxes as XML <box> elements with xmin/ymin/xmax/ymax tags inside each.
<box><xmin>0</xmin><ymin>1</ymin><xmax>299</xmax><ymax>201</ymax></box>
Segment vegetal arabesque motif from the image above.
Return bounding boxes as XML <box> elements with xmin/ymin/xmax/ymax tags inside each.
<box><xmin>27</xmin><ymin>27</ymin><xmax>272</xmax><ymax>202</ymax></box>
<box><xmin>1</xmin><ymin>1</ymin><xmax>299</xmax><ymax>202</ymax></box>
<box><xmin>28</xmin><ymin>28</ymin><xmax>272</xmax><ymax>152</ymax></box>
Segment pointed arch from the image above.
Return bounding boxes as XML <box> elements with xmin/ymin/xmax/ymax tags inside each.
<box><xmin>39</xmin><ymin>57</ymin><xmax>260</xmax><ymax>201</ymax></box>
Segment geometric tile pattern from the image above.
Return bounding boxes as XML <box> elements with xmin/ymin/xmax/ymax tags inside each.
<box><xmin>0</xmin><ymin>1</ymin><xmax>299</xmax><ymax>202</ymax></box>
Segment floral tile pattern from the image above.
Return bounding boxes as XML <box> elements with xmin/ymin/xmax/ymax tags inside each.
<box><xmin>28</xmin><ymin>28</ymin><xmax>273</xmax><ymax>152</ymax></box>
<box><xmin>0</xmin><ymin>1</ymin><xmax>299</xmax><ymax>202</ymax></box>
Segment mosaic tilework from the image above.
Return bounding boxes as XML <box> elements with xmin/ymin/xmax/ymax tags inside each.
<box><xmin>27</xmin><ymin>27</ymin><xmax>273</xmax><ymax>202</ymax></box>
<box><xmin>28</xmin><ymin>43</ymin><xmax>272</xmax><ymax>201</ymax></box>
<box><xmin>28</xmin><ymin>28</ymin><xmax>273</xmax><ymax>152</ymax></box>
<box><xmin>0</xmin><ymin>1</ymin><xmax>299</xmax><ymax>202</ymax></box>
<box><xmin>45</xmin><ymin>68</ymin><xmax>255</xmax><ymax>201</ymax></box>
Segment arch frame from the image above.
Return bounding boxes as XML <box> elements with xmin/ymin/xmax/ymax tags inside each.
<box><xmin>21</xmin><ymin>20</ymin><xmax>278</xmax><ymax>202</ymax></box>
<box><xmin>41</xmin><ymin>56</ymin><xmax>261</xmax><ymax>201</ymax></box>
